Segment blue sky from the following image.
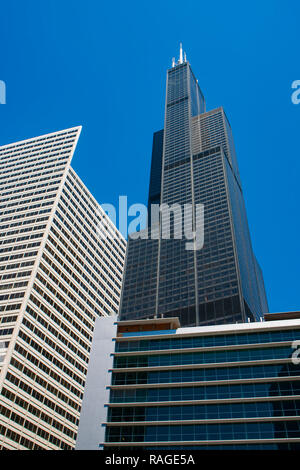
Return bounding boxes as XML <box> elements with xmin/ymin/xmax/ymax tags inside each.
<box><xmin>0</xmin><ymin>0</ymin><xmax>299</xmax><ymax>314</ymax></box>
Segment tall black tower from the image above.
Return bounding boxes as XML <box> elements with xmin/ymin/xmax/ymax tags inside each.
<box><xmin>120</xmin><ymin>45</ymin><xmax>268</xmax><ymax>326</ymax></box>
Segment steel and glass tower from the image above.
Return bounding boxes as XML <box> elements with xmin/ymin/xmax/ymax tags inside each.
<box><xmin>120</xmin><ymin>45</ymin><xmax>268</xmax><ymax>326</ymax></box>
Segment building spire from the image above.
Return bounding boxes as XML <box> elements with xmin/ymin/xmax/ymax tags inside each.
<box><xmin>179</xmin><ymin>43</ymin><xmax>183</xmax><ymax>64</ymax></box>
<box><xmin>171</xmin><ymin>43</ymin><xmax>187</xmax><ymax>67</ymax></box>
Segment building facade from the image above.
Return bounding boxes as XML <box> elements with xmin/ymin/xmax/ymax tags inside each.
<box><xmin>120</xmin><ymin>47</ymin><xmax>268</xmax><ymax>326</ymax></box>
<box><xmin>89</xmin><ymin>315</ymin><xmax>300</xmax><ymax>450</ymax></box>
<box><xmin>0</xmin><ymin>127</ymin><xmax>126</xmax><ymax>449</ymax></box>
<box><xmin>75</xmin><ymin>315</ymin><xmax>118</xmax><ymax>450</ymax></box>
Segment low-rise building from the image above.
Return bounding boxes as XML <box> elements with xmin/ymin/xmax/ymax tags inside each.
<box><xmin>77</xmin><ymin>313</ymin><xmax>300</xmax><ymax>450</ymax></box>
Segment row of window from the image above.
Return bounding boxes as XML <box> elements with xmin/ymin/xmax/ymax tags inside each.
<box><xmin>0</xmin><ymin>291</ymin><xmax>25</xmax><ymax>302</ymax></box>
<box><xmin>0</xmin><ymin>230</ymin><xmax>44</xmax><ymax>249</ymax></box>
<box><xmin>113</xmin><ymin>346</ymin><xmax>294</xmax><ymax>369</ymax></box>
<box><xmin>0</xmin><ymin>251</ymin><xmax>37</xmax><ymax>266</ymax></box>
<box><xmin>33</xmin><ymin>282</ymin><xmax>93</xmax><ymax>342</ymax></box>
<box><xmin>5</xmin><ymin>371</ymin><xmax>78</xmax><ymax>426</ymax></box>
<box><xmin>22</xmin><ymin>315</ymin><xmax>88</xmax><ymax>373</ymax></box>
<box><xmin>11</xmin><ymin>353</ymin><xmax>81</xmax><ymax>408</ymax></box>
<box><xmin>1</xmin><ymin>387</ymin><xmax>76</xmax><ymax>439</ymax></box>
<box><xmin>0</xmin><ymin>184</ymin><xmax>59</xmax><ymax>212</ymax></box>
<box><xmin>110</xmin><ymin>381</ymin><xmax>300</xmax><ymax>403</ymax></box>
<box><xmin>56</xmin><ymin>199</ymin><xmax>123</xmax><ymax>280</ymax></box>
<box><xmin>29</xmin><ymin>294</ymin><xmax>90</xmax><ymax>352</ymax></box>
<box><xmin>46</xmin><ymin>229</ymin><xmax>119</xmax><ymax>314</ymax></box>
<box><xmin>0</xmin><ymin>224</ymin><xmax>46</xmax><ymax>244</ymax></box>
<box><xmin>0</xmin><ymin>130</ymin><xmax>77</xmax><ymax>160</ymax></box>
<box><xmin>17</xmin><ymin>328</ymin><xmax>85</xmax><ymax>387</ymax></box>
<box><xmin>63</xmin><ymin>179</ymin><xmax>125</xmax><ymax>259</ymax></box>
<box><xmin>36</xmin><ymin>269</ymin><xmax>95</xmax><ymax>332</ymax></box>
<box><xmin>26</xmin><ymin>305</ymin><xmax>89</xmax><ymax>362</ymax></box>
<box><xmin>140</xmin><ymin>443</ymin><xmax>300</xmax><ymax>450</ymax></box>
<box><xmin>111</xmin><ymin>363</ymin><xmax>300</xmax><ymax>385</ymax></box>
<box><xmin>106</xmin><ymin>420</ymin><xmax>300</xmax><ymax>442</ymax></box>
<box><xmin>0</xmin><ymin>396</ymin><xmax>75</xmax><ymax>447</ymax></box>
<box><xmin>0</xmin><ymin>158</ymin><xmax>68</xmax><ymax>185</ymax></box>
<box><xmin>1</xmin><ymin>170</ymin><xmax>64</xmax><ymax>198</ymax></box>
<box><xmin>48</xmin><ymin>223</ymin><xmax>118</xmax><ymax>313</ymax></box>
<box><xmin>0</xmin><ymin>240</ymin><xmax>40</xmax><ymax>255</ymax></box>
<box><xmin>108</xmin><ymin>399</ymin><xmax>300</xmax><ymax>422</ymax></box>
<box><xmin>0</xmin><ymin>422</ymin><xmax>46</xmax><ymax>450</ymax></box>
<box><xmin>0</xmin><ymin>152</ymin><xmax>69</xmax><ymax>180</ymax></box>
<box><xmin>116</xmin><ymin>328</ymin><xmax>300</xmax><ymax>352</ymax></box>
<box><xmin>67</xmin><ymin>168</ymin><xmax>126</xmax><ymax>252</ymax></box>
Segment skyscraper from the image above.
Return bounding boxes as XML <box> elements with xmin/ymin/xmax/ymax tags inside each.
<box><xmin>120</xmin><ymin>45</ymin><xmax>268</xmax><ymax>327</ymax></box>
<box><xmin>0</xmin><ymin>127</ymin><xmax>126</xmax><ymax>449</ymax></box>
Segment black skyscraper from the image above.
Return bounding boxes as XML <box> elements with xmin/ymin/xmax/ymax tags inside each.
<box><xmin>120</xmin><ymin>46</ymin><xmax>268</xmax><ymax>326</ymax></box>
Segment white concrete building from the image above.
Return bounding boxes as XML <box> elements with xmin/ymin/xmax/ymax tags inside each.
<box><xmin>0</xmin><ymin>126</ymin><xmax>126</xmax><ymax>449</ymax></box>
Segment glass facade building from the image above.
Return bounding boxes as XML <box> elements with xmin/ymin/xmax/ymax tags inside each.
<box><xmin>0</xmin><ymin>127</ymin><xmax>126</xmax><ymax>449</ymax></box>
<box><xmin>120</xmin><ymin>50</ymin><xmax>268</xmax><ymax>326</ymax></box>
<box><xmin>101</xmin><ymin>316</ymin><xmax>300</xmax><ymax>450</ymax></box>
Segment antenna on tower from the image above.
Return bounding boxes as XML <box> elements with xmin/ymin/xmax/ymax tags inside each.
<box><xmin>179</xmin><ymin>43</ymin><xmax>183</xmax><ymax>64</ymax></box>
<box><xmin>172</xmin><ymin>57</ymin><xmax>175</xmax><ymax>68</ymax></box>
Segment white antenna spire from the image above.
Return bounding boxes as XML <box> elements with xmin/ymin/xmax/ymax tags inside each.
<box><xmin>179</xmin><ymin>43</ymin><xmax>183</xmax><ymax>64</ymax></box>
<box><xmin>184</xmin><ymin>51</ymin><xmax>187</xmax><ymax>62</ymax></box>
<box><xmin>172</xmin><ymin>57</ymin><xmax>175</xmax><ymax>68</ymax></box>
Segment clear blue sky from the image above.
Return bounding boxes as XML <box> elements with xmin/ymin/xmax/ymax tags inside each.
<box><xmin>1</xmin><ymin>0</ymin><xmax>299</xmax><ymax>314</ymax></box>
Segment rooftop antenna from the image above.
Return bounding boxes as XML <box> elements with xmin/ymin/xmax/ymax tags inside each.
<box><xmin>184</xmin><ymin>51</ymin><xmax>187</xmax><ymax>62</ymax></box>
<box><xmin>179</xmin><ymin>42</ymin><xmax>183</xmax><ymax>64</ymax></box>
<box><xmin>172</xmin><ymin>57</ymin><xmax>175</xmax><ymax>68</ymax></box>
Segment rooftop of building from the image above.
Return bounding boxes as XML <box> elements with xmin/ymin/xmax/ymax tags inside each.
<box><xmin>115</xmin><ymin>311</ymin><xmax>300</xmax><ymax>339</ymax></box>
<box><xmin>264</xmin><ymin>311</ymin><xmax>300</xmax><ymax>321</ymax></box>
